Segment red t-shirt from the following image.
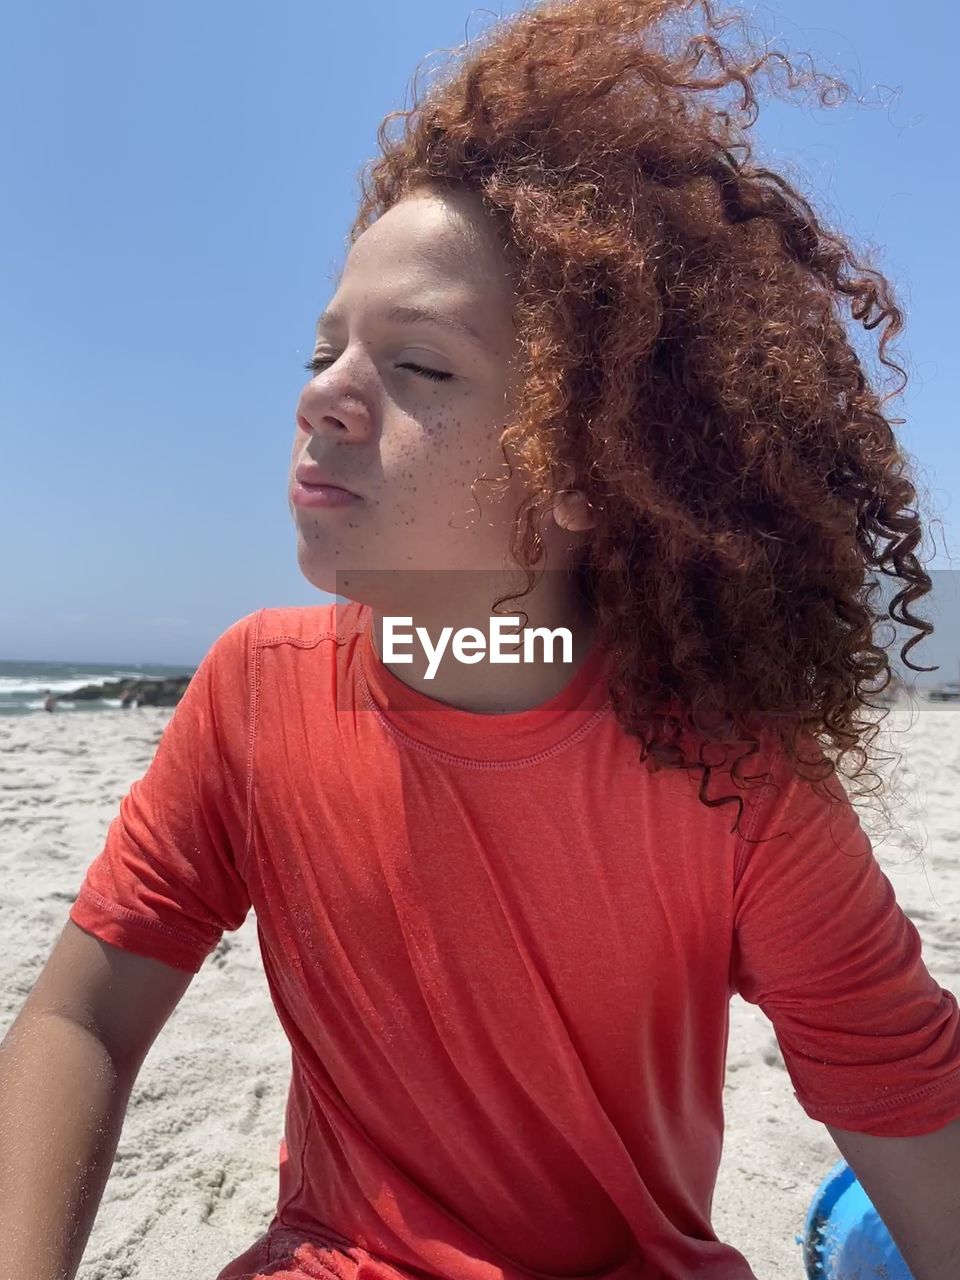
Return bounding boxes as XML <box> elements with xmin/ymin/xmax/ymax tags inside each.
<box><xmin>69</xmin><ymin>602</ymin><xmax>960</xmax><ymax>1280</ymax></box>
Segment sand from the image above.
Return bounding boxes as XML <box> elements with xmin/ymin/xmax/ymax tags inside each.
<box><xmin>1</xmin><ymin>694</ymin><xmax>957</xmax><ymax>1280</ymax></box>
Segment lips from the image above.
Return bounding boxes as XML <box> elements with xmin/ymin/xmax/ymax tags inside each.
<box><xmin>295</xmin><ymin>464</ymin><xmax>360</xmax><ymax>496</ymax></box>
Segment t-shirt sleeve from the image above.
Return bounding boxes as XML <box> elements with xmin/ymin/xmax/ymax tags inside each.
<box><xmin>730</xmin><ymin>740</ymin><xmax>960</xmax><ymax>1137</ymax></box>
<box><xmin>68</xmin><ymin>611</ymin><xmax>260</xmax><ymax>974</ymax></box>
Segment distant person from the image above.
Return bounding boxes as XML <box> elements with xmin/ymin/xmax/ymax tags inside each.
<box><xmin>2</xmin><ymin>6</ymin><xmax>957</xmax><ymax>1280</ymax></box>
<box><xmin>119</xmin><ymin>688</ymin><xmax>136</xmax><ymax>709</ymax></box>
<box><xmin>42</xmin><ymin>690</ymin><xmax>57</xmax><ymax>713</ymax></box>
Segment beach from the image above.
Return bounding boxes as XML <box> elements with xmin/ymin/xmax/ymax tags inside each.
<box><xmin>1</xmin><ymin>694</ymin><xmax>957</xmax><ymax>1279</ymax></box>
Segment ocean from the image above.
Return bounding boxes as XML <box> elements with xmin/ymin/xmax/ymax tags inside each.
<box><xmin>0</xmin><ymin>658</ymin><xmax>197</xmax><ymax>717</ymax></box>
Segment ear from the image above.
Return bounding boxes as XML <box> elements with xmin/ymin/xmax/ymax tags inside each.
<box><xmin>550</xmin><ymin>489</ymin><xmax>596</xmax><ymax>533</ymax></box>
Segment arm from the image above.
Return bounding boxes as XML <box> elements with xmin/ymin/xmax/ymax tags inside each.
<box><xmin>826</xmin><ymin>1118</ymin><xmax>960</xmax><ymax>1280</ymax></box>
<box><xmin>730</xmin><ymin>742</ymin><xmax>960</xmax><ymax>1277</ymax></box>
<box><xmin>0</xmin><ymin>919</ymin><xmax>194</xmax><ymax>1280</ymax></box>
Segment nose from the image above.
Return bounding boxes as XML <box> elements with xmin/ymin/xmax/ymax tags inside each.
<box><xmin>295</xmin><ymin>376</ymin><xmax>373</xmax><ymax>442</ymax></box>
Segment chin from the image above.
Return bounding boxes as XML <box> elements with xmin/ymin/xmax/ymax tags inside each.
<box><xmin>295</xmin><ymin>548</ymin><xmax>392</xmax><ymax>602</ymax></box>
<box><xmin>294</xmin><ymin>548</ymin><xmax>340</xmax><ymax>598</ymax></box>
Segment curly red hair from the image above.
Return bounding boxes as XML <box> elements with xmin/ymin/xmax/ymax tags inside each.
<box><xmin>346</xmin><ymin>0</ymin><xmax>938</xmax><ymax>839</ymax></box>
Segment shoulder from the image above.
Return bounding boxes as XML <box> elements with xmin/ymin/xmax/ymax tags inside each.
<box><xmin>247</xmin><ymin>602</ymin><xmax>370</xmax><ymax>723</ymax></box>
<box><xmin>203</xmin><ymin>601</ymin><xmax>369</xmax><ymax>653</ymax></box>
<box><xmin>190</xmin><ymin>602</ymin><xmax>370</xmax><ymax>734</ymax></box>
<box><xmin>253</xmin><ymin>599</ymin><xmax>370</xmax><ymax>651</ymax></box>
<box><xmin>195</xmin><ymin>602</ymin><xmax>369</xmax><ymax>685</ymax></box>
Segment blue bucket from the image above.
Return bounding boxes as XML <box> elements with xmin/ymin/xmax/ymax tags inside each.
<box><xmin>798</xmin><ymin>1159</ymin><xmax>913</xmax><ymax>1279</ymax></box>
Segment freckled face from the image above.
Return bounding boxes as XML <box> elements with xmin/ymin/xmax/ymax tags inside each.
<box><xmin>289</xmin><ymin>189</ymin><xmax>532</xmax><ymax>597</ymax></box>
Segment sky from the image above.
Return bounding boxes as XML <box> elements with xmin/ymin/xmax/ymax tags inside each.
<box><xmin>2</xmin><ymin>0</ymin><xmax>958</xmax><ymax>674</ymax></box>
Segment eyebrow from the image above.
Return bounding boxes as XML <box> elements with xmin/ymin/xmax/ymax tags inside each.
<box><xmin>314</xmin><ymin>303</ymin><xmax>495</xmax><ymax>355</ymax></box>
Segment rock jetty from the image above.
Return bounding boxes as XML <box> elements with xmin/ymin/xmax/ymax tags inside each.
<box><xmin>65</xmin><ymin>673</ymin><xmax>195</xmax><ymax>708</ymax></box>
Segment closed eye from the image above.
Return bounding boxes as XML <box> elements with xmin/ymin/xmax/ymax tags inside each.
<box><xmin>303</xmin><ymin>357</ymin><xmax>453</xmax><ymax>382</ymax></box>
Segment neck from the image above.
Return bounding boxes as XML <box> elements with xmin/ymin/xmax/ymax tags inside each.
<box><xmin>366</xmin><ymin>575</ymin><xmax>599</xmax><ymax>714</ymax></box>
